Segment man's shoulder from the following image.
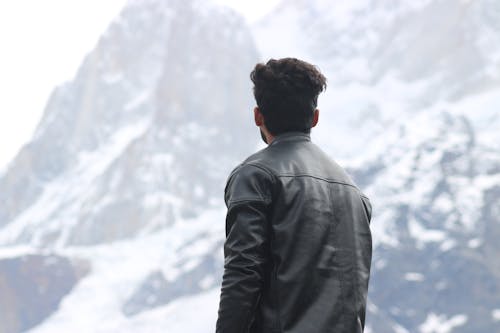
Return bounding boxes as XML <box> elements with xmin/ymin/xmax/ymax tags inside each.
<box><xmin>229</xmin><ymin>147</ymin><xmax>275</xmax><ymax>176</ymax></box>
<box><xmin>228</xmin><ymin>140</ymin><xmax>359</xmax><ymax>188</ymax></box>
<box><xmin>224</xmin><ymin>152</ymin><xmax>276</xmax><ymax>206</ymax></box>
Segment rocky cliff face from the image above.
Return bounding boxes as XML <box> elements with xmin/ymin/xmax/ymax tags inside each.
<box><xmin>0</xmin><ymin>254</ymin><xmax>89</xmax><ymax>333</ymax></box>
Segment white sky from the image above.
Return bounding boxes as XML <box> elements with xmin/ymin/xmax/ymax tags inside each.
<box><xmin>0</xmin><ymin>0</ymin><xmax>279</xmax><ymax>172</ymax></box>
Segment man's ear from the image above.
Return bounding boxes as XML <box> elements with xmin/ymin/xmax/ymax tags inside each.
<box><xmin>254</xmin><ymin>107</ymin><xmax>264</xmax><ymax>126</ymax></box>
<box><xmin>311</xmin><ymin>109</ymin><xmax>319</xmax><ymax>127</ymax></box>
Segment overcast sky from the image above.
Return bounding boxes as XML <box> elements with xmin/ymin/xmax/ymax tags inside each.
<box><xmin>0</xmin><ymin>0</ymin><xmax>279</xmax><ymax>172</ymax></box>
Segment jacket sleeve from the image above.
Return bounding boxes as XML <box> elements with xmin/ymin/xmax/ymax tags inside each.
<box><xmin>216</xmin><ymin>164</ymin><xmax>274</xmax><ymax>333</ymax></box>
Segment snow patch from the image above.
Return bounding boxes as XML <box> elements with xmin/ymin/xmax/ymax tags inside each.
<box><xmin>439</xmin><ymin>239</ymin><xmax>456</xmax><ymax>251</ymax></box>
<box><xmin>408</xmin><ymin>218</ymin><xmax>448</xmax><ymax>246</ymax></box>
<box><xmin>0</xmin><ymin>245</ymin><xmax>37</xmax><ymax>259</ymax></box>
<box><xmin>405</xmin><ymin>272</ymin><xmax>424</xmax><ymax>282</ymax></box>
<box><xmin>199</xmin><ymin>275</ymin><xmax>215</xmax><ymax>290</ymax></box>
<box><xmin>393</xmin><ymin>324</ymin><xmax>410</xmax><ymax>333</ymax></box>
<box><xmin>370</xmin><ymin>209</ymin><xmax>400</xmax><ymax>248</ymax></box>
<box><xmin>419</xmin><ymin>313</ymin><xmax>467</xmax><ymax>333</ymax></box>
<box><xmin>102</xmin><ymin>72</ymin><xmax>124</xmax><ymax>84</ymax></box>
<box><xmin>124</xmin><ymin>91</ymin><xmax>150</xmax><ymax>111</ymax></box>
<box><xmin>433</xmin><ymin>194</ymin><xmax>454</xmax><ymax>213</ymax></box>
<box><xmin>467</xmin><ymin>238</ymin><xmax>482</xmax><ymax>249</ymax></box>
<box><xmin>492</xmin><ymin>309</ymin><xmax>500</xmax><ymax>321</ymax></box>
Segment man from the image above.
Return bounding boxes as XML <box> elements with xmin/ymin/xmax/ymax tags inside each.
<box><xmin>216</xmin><ymin>58</ymin><xmax>372</xmax><ymax>333</ymax></box>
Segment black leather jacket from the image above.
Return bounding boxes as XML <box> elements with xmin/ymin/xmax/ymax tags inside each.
<box><xmin>216</xmin><ymin>132</ymin><xmax>372</xmax><ymax>333</ymax></box>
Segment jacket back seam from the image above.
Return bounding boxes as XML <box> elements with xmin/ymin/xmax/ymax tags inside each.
<box><xmin>278</xmin><ymin>174</ymin><xmax>359</xmax><ymax>189</ymax></box>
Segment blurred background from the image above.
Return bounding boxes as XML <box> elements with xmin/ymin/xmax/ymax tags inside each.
<box><xmin>0</xmin><ymin>0</ymin><xmax>499</xmax><ymax>332</ymax></box>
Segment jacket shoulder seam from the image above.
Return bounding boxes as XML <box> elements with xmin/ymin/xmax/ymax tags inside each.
<box><xmin>225</xmin><ymin>162</ymin><xmax>276</xmax><ymax>206</ymax></box>
<box><xmin>227</xmin><ymin>197</ymin><xmax>270</xmax><ymax>206</ymax></box>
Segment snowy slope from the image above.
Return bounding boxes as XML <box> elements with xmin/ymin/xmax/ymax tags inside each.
<box><xmin>24</xmin><ymin>209</ymin><xmax>225</xmax><ymax>333</ymax></box>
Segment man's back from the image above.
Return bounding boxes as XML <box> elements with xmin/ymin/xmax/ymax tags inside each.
<box><xmin>217</xmin><ymin>132</ymin><xmax>372</xmax><ymax>333</ymax></box>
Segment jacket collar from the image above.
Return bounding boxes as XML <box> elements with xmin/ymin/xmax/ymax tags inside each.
<box><xmin>269</xmin><ymin>131</ymin><xmax>311</xmax><ymax>146</ymax></box>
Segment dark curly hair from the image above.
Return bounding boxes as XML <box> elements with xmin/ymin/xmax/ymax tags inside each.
<box><xmin>250</xmin><ymin>58</ymin><xmax>327</xmax><ymax>135</ymax></box>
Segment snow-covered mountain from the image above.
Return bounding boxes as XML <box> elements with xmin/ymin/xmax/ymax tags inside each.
<box><xmin>355</xmin><ymin>112</ymin><xmax>500</xmax><ymax>332</ymax></box>
<box><xmin>0</xmin><ymin>0</ymin><xmax>258</xmax><ymax>247</ymax></box>
<box><xmin>254</xmin><ymin>0</ymin><xmax>500</xmax><ymax>161</ymax></box>
<box><xmin>0</xmin><ymin>0</ymin><xmax>499</xmax><ymax>332</ymax></box>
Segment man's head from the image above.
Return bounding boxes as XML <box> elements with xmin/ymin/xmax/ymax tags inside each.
<box><xmin>250</xmin><ymin>58</ymin><xmax>327</xmax><ymax>141</ymax></box>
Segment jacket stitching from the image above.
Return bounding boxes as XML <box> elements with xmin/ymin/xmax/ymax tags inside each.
<box><xmin>244</xmin><ymin>162</ymin><xmax>357</xmax><ymax>192</ymax></box>
<box><xmin>278</xmin><ymin>174</ymin><xmax>359</xmax><ymax>189</ymax></box>
<box><xmin>227</xmin><ymin>197</ymin><xmax>270</xmax><ymax>206</ymax></box>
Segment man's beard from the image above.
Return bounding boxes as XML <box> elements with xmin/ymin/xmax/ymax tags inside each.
<box><xmin>260</xmin><ymin>129</ymin><xmax>268</xmax><ymax>144</ymax></box>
